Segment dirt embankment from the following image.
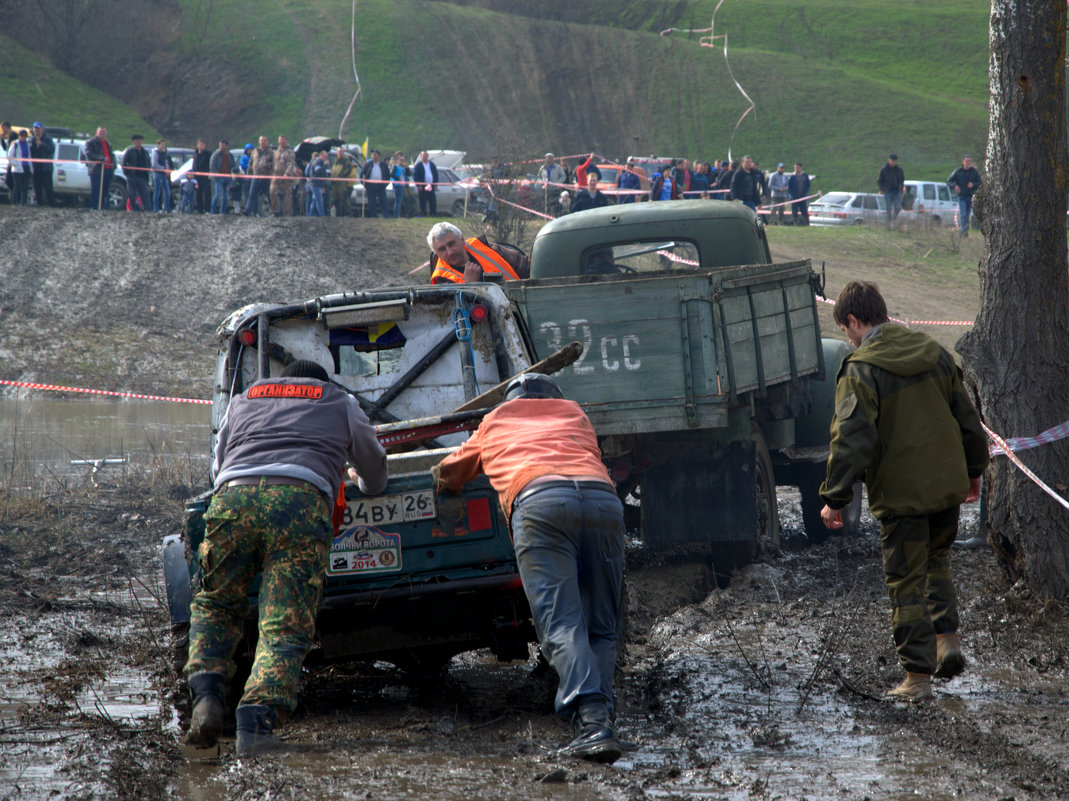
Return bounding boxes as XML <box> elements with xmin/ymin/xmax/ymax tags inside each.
<box><xmin>0</xmin><ymin>207</ymin><xmax>428</xmax><ymax>398</ymax></box>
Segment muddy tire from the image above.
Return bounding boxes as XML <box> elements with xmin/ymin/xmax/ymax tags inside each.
<box><xmin>752</xmin><ymin>426</ymin><xmax>780</xmax><ymax>558</ymax></box>
<box><xmin>451</xmin><ymin>199</ymin><xmax>467</xmax><ymax>217</ymax></box>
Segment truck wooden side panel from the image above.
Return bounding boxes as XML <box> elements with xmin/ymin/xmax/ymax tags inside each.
<box><xmin>506</xmin><ymin>260</ymin><xmax>821</xmax><ymax>436</ymax></box>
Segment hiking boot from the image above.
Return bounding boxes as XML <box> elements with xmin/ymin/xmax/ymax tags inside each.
<box><xmin>185</xmin><ymin>671</ymin><xmax>226</xmax><ymax>748</ymax></box>
<box><xmin>935</xmin><ymin>632</ymin><xmax>966</xmax><ymax>680</ymax></box>
<box><xmin>886</xmin><ymin>672</ymin><xmax>933</xmax><ymax>702</ymax></box>
<box><xmin>235</xmin><ymin>704</ymin><xmax>281</xmax><ymax>758</ymax></box>
<box><xmin>557</xmin><ymin>696</ymin><xmax>622</xmax><ymax>764</ymax></box>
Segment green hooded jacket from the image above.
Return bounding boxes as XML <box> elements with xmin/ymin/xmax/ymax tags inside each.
<box><xmin>819</xmin><ymin>324</ymin><xmax>989</xmax><ymax>519</ymax></box>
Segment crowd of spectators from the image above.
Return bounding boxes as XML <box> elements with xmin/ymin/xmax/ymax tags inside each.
<box><xmin>534</xmin><ymin>151</ymin><xmax>815</xmax><ymax>225</ymax></box>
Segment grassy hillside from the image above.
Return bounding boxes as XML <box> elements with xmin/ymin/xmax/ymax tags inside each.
<box><xmin>7</xmin><ymin>0</ymin><xmax>995</xmax><ymax>189</ymax></box>
<box><xmin>0</xmin><ymin>35</ymin><xmax>159</xmax><ymax>140</ymax></box>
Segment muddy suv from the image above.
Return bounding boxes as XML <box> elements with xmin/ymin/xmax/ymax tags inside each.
<box><xmin>163</xmin><ymin>284</ymin><xmax>542</xmax><ymax>675</ymax></box>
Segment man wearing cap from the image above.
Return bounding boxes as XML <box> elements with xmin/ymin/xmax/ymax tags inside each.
<box><xmin>615</xmin><ymin>158</ymin><xmax>642</xmax><ymax>204</ymax></box>
<box><xmin>768</xmin><ymin>162</ymin><xmax>790</xmax><ymax>224</ymax></box>
<box><xmin>413</xmin><ymin>151</ymin><xmax>439</xmax><ymax>217</ymax></box>
<box><xmin>947</xmin><ymin>156</ymin><xmax>982</xmax><ymax>237</ymax></box>
<box><xmin>183</xmin><ymin>359</ymin><xmax>388</xmax><ymax>758</ymax></box>
<box><xmin>84</xmin><ymin>126</ymin><xmax>115</xmax><ymax>210</ymax></box>
<box><xmin>360</xmin><ymin>149</ymin><xmax>389</xmax><ymax>218</ymax></box>
<box><xmin>152</xmin><ymin>139</ymin><xmax>174</xmax><ymax>213</ymax></box>
<box><xmin>29</xmin><ymin>123</ymin><xmax>55</xmax><ymax>207</ymax></box>
<box><xmin>877</xmin><ymin>154</ymin><xmax>905</xmax><ymax>224</ymax></box>
<box><xmin>433</xmin><ymin>373</ymin><xmax>626</xmax><ymax>764</ymax></box>
<box><xmin>122</xmin><ymin>135</ymin><xmax>152</xmax><ymax>211</ymax></box>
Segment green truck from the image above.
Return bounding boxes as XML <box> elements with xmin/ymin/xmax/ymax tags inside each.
<box><xmin>510</xmin><ymin>199</ymin><xmax>856</xmax><ymax>556</ymax></box>
<box><xmin>163</xmin><ymin>199</ymin><xmax>852</xmax><ymax>688</ymax></box>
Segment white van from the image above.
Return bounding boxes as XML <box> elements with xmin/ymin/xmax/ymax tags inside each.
<box><xmin>901</xmin><ymin>180</ymin><xmax>958</xmax><ymax>227</ymax></box>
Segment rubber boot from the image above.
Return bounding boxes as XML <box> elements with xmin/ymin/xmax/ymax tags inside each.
<box><xmin>186</xmin><ymin>671</ymin><xmax>226</xmax><ymax>748</ymax></box>
<box><xmin>557</xmin><ymin>696</ymin><xmax>622</xmax><ymax>764</ymax></box>
<box><xmin>235</xmin><ymin>704</ymin><xmax>281</xmax><ymax>758</ymax></box>
<box><xmin>886</xmin><ymin>671</ymin><xmax>933</xmax><ymax>702</ymax></box>
<box><xmin>934</xmin><ymin>632</ymin><xmax>966</xmax><ymax>679</ymax></box>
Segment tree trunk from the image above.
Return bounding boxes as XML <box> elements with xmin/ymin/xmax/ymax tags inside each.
<box><xmin>957</xmin><ymin>0</ymin><xmax>1069</xmax><ymax>597</ymax></box>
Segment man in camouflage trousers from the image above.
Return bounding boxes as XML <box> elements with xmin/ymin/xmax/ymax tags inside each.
<box><xmin>184</xmin><ymin>359</ymin><xmax>387</xmax><ymax>757</ymax></box>
<box><xmin>819</xmin><ymin>281</ymin><xmax>988</xmax><ymax>702</ymax></box>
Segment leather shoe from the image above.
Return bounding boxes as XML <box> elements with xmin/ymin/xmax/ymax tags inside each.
<box><xmin>557</xmin><ymin>723</ymin><xmax>622</xmax><ymax>764</ymax></box>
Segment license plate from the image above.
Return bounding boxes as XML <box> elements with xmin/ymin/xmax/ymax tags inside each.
<box><xmin>343</xmin><ymin>489</ymin><xmax>436</xmax><ymax>528</ymax></box>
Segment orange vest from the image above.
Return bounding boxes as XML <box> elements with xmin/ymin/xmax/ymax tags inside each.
<box><xmin>430</xmin><ymin>237</ymin><xmax>521</xmax><ymax>283</ymax></box>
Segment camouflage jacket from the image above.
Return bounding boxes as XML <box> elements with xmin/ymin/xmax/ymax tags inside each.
<box><xmin>819</xmin><ymin>324</ymin><xmax>989</xmax><ymax>518</ymax></box>
<box><xmin>273</xmin><ymin>145</ymin><xmax>298</xmax><ymax>180</ymax></box>
<box><xmin>251</xmin><ymin>146</ymin><xmax>274</xmax><ymax>176</ymax></box>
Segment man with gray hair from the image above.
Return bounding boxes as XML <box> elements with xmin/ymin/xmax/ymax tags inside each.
<box><xmin>427</xmin><ymin>221</ymin><xmax>523</xmax><ymax>284</ymax></box>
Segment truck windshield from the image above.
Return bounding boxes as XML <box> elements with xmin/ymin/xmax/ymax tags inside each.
<box><xmin>581</xmin><ymin>240</ymin><xmax>700</xmax><ymax>274</ymax></box>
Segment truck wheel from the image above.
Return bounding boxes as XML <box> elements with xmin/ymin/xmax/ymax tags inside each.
<box><xmin>752</xmin><ymin>426</ymin><xmax>780</xmax><ymax>557</ymax></box>
<box><xmin>108</xmin><ymin>180</ymin><xmax>128</xmax><ymax>210</ymax></box>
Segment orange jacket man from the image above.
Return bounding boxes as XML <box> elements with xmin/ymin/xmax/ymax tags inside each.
<box><xmin>427</xmin><ymin>222</ymin><xmax>521</xmax><ymax>283</ymax></box>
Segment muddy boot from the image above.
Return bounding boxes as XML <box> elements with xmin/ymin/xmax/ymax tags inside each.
<box><xmin>185</xmin><ymin>671</ymin><xmax>226</xmax><ymax>748</ymax></box>
<box><xmin>235</xmin><ymin>704</ymin><xmax>281</xmax><ymax>758</ymax></box>
<box><xmin>557</xmin><ymin>696</ymin><xmax>622</xmax><ymax>764</ymax></box>
<box><xmin>934</xmin><ymin>632</ymin><xmax>966</xmax><ymax>680</ymax></box>
<box><xmin>885</xmin><ymin>672</ymin><xmax>933</xmax><ymax>703</ymax></box>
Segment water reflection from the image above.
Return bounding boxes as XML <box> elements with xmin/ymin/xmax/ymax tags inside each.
<box><xmin>0</xmin><ymin>396</ymin><xmax>211</xmax><ymax>481</ymax></box>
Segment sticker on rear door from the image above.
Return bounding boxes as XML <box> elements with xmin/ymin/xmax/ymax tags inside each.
<box><xmin>328</xmin><ymin>526</ymin><xmax>402</xmax><ymax>575</ymax></box>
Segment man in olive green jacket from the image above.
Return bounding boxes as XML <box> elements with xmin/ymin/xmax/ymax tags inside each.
<box><xmin>819</xmin><ymin>281</ymin><xmax>988</xmax><ymax>702</ymax></box>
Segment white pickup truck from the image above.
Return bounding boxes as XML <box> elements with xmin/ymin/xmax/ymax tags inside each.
<box><xmin>2</xmin><ymin>135</ymin><xmax>129</xmax><ymax>209</ymax></box>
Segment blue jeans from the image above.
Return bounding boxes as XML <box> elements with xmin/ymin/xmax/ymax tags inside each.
<box><xmin>308</xmin><ymin>185</ymin><xmax>325</xmax><ymax>217</ymax></box>
<box><xmin>244</xmin><ymin>178</ymin><xmax>268</xmax><ymax>216</ymax></box>
<box><xmin>211</xmin><ymin>178</ymin><xmax>232</xmax><ymax>213</ymax></box>
<box><xmin>89</xmin><ymin>168</ymin><xmax>113</xmax><ymax>210</ymax></box>
<box><xmin>884</xmin><ymin>189</ymin><xmax>902</xmax><ymax>221</ymax></box>
<box><xmin>511</xmin><ymin>482</ymin><xmax>624</xmax><ymax>719</ymax></box>
<box><xmin>392</xmin><ymin>182</ymin><xmax>404</xmax><ymax>218</ymax></box>
<box><xmin>153</xmin><ymin>172</ymin><xmax>172</xmax><ymax>212</ymax></box>
<box><xmin>957</xmin><ymin>196</ymin><xmax>972</xmax><ymax>234</ymax></box>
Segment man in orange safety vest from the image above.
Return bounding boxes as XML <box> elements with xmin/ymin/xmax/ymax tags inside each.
<box><xmin>427</xmin><ymin>222</ymin><xmax>522</xmax><ymax>284</ymax></box>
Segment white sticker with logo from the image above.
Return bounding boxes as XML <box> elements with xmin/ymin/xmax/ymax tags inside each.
<box><xmin>343</xmin><ymin>489</ymin><xmax>436</xmax><ymax>527</ymax></box>
<box><xmin>328</xmin><ymin>526</ymin><xmax>402</xmax><ymax>576</ymax></box>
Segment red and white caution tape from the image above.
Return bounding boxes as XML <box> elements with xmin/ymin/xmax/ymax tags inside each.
<box><xmin>989</xmin><ymin>418</ymin><xmax>1069</xmax><ymax>457</ymax></box>
<box><xmin>0</xmin><ymin>378</ymin><xmax>210</xmax><ymax>405</ymax></box>
<box><xmin>815</xmin><ymin>295</ymin><xmax>973</xmax><ymax>327</ymax></box>
<box><xmin>982</xmin><ymin>421</ymin><xmax>1069</xmax><ymax>511</ymax></box>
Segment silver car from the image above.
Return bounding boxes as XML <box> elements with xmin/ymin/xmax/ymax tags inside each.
<box><xmin>350</xmin><ymin>166</ymin><xmax>489</xmax><ymax>217</ymax></box>
<box><xmin>808</xmin><ymin>191</ymin><xmax>887</xmax><ymax>226</ymax></box>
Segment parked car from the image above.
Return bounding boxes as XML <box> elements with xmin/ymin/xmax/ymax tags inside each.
<box><xmin>1</xmin><ymin>134</ymin><xmax>129</xmax><ymax>209</ymax></box>
<box><xmin>808</xmin><ymin>191</ymin><xmax>887</xmax><ymax>226</ymax></box>
<box><xmin>350</xmin><ymin>165</ymin><xmax>490</xmax><ymax>217</ymax></box>
<box><xmin>901</xmin><ymin>179</ymin><xmax>959</xmax><ymax>227</ymax></box>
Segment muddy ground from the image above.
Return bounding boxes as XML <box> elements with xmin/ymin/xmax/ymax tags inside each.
<box><xmin>2</xmin><ymin>207</ymin><xmax>1067</xmax><ymax>800</ymax></box>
